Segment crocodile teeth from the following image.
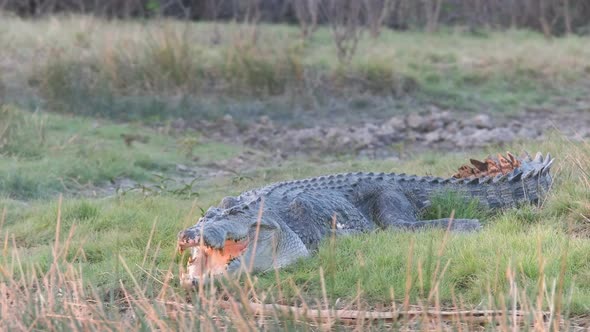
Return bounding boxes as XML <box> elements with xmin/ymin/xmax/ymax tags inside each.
<box><xmin>225</xmin><ymin>256</ymin><xmax>240</xmax><ymax>267</ymax></box>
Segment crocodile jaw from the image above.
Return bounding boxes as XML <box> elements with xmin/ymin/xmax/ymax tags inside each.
<box><xmin>180</xmin><ymin>238</ymin><xmax>249</xmax><ymax>287</ymax></box>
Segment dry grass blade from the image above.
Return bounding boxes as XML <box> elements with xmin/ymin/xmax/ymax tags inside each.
<box><xmin>53</xmin><ymin>194</ymin><xmax>63</xmax><ymax>260</ymax></box>
<box><xmin>0</xmin><ymin>207</ymin><xmax>6</xmax><ymax>233</ymax></box>
<box><xmin>142</xmin><ymin>217</ymin><xmax>158</xmax><ymax>268</ymax></box>
<box><xmin>156</xmin><ymin>300</ymin><xmax>549</xmax><ymax>326</ymax></box>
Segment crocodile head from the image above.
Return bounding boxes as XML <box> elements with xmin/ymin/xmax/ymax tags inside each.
<box><xmin>177</xmin><ymin>202</ymin><xmax>289</xmax><ymax>287</ymax></box>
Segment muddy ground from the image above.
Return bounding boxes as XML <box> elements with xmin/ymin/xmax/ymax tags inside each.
<box><xmin>183</xmin><ymin>100</ymin><xmax>590</xmax><ymax>160</ymax></box>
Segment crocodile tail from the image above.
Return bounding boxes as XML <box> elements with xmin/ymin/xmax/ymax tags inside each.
<box><xmin>398</xmin><ymin>152</ymin><xmax>555</xmax><ymax>210</ymax></box>
<box><xmin>452</xmin><ymin>151</ymin><xmax>554</xmax><ymax>209</ymax></box>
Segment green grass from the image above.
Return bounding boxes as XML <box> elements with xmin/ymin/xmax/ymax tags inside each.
<box><xmin>2</xmin><ymin>129</ymin><xmax>590</xmax><ymax>318</ymax></box>
<box><xmin>248</xmin><ymin>138</ymin><xmax>590</xmax><ymax>316</ymax></box>
<box><xmin>2</xmin><ymin>196</ymin><xmax>195</xmax><ymax>294</ymax></box>
<box><xmin>256</xmin><ymin>210</ymin><xmax>590</xmax><ymax>315</ymax></box>
<box><xmin>0</xmin><ymin>105</ymin><xmax>241</xmax><ymax>199</ymax></box>
<box><xmin>1</xmin><ymin>126</ymin><xmax>590</xmax><ymax>330</ymax></box>
<box><xmin>420</xmin><ymin>191</ymin><xmax>492</xmax><ymax>221</ymax></box>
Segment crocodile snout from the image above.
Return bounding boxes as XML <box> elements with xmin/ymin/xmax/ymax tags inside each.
<box><xmin>177</xmin><ymin>228</ymin><xmax>197</xmax><ymax>242</ymax></box>
<box><xmin>179</xmin><ymin>233</ymin><xmax>250</xmax><ymax>287</ymax></box>
<box><xmin>177</xmin><ymin>227</ymin><xmax>201</xmax><ymax>252</ymax></box>
<box><xmin>177</xmin><ymin>225</ymin><xmax>226</xmax><ymax>251</ymax></box>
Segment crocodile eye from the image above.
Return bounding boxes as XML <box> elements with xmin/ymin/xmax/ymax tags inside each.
<box><xmin>204</xmin><ymin>207</ymin><xmax>221</xmax><ymax>219</ymax></box>
<box><xmin>220</xmin><ymin>196</ymin><xmax>239</xmax><ymax>209</ymax></box>
<box><xmin>228</xmin><ymin>208</ymin><xmax>244</xmax><ymax>215</ymax></box>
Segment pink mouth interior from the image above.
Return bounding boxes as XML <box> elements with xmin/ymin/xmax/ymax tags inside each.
<box><xmin>183</xmin><ymin>239</ymin><xmax>249</xmax><ymax>282</ymax></box>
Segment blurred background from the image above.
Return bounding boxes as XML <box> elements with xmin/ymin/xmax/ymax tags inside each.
<box><xmin>3</xmin><ymin>1</ymin><xmax>590</xmax><ymax>163</ymax></box>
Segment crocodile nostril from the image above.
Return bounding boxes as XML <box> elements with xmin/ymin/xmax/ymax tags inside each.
<box><xmin>178</xmin><ymin>229</ymin><xmax>198</xmax><ymax>242</ymax></box>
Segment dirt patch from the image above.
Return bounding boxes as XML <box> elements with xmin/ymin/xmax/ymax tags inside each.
<box><xmin>189</xmin><ymin>105</ymin><xmax>590</xmax><ymax>159</ymax></box>
<box><xmin>78</xmin><ymin>150</ymin><xmax>284</xmax><ymax>198</ymax></box>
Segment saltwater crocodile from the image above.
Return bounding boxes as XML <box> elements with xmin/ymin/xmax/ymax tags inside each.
<box><xmin>177</xmin><ymin>152</ymin><xmax>554</xmax><ymax>286</ymax></box>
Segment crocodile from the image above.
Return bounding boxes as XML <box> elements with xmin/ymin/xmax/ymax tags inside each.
<box><xmin>177</xmin><ymin>152</ymin><xmax>554</xmax><ymax>286</ymax></box>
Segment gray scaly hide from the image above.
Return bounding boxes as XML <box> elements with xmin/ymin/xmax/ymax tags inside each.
<box><xmin>178</xmin><ymin>152</ymin><xmax>554</xmax><ymax>285</ymax></box>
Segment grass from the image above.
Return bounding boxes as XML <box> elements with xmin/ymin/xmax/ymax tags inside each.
<box><xmin>249</xmin><ymin>139</ymin><xmax>590</xmax><ymax>317</ymax></box>
<box><xmin>2</xmin><ymin>106</ymin><xmax>590</xmax><ymax>329</ymax></box>
<box><xmin>256</xmin><ymin>211</ymin><xmax>590</xmax><ymax>314</ymax></box>
<box><xmin>0</xmin><ymin>142</ymin><xmax>590</xmax><ymax>329</ymax></box>
<box><xmin>2</xmin><ymin>15</ymin><xmax>590</xmax><ymax>123</ymax></box>
<box><xmin>2</xmin><ymin>131</ymin><xmax>590</xmax><ymax>328</ymax></box>
<box><xmin>2</xmin><ymin>13</ymin><xmax>590</xmax><ymax>330</ymax></box>
<box><xmin>0</xmin><ymin>105</ymin><xmax>241</xmax><ymax>199</ymax></box>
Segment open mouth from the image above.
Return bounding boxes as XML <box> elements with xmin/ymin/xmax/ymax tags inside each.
<box><xmin>178</xmin><ymin>238</ymin><xmax>249</xmax><ymax>286</ymax></box>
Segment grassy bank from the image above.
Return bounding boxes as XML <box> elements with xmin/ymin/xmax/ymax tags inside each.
<box><xmin>2</xmin><ymin>124</ymin><xmax>590</xmax><ymax>328</ymax></box>
<box><xmin>0</xmin><ymin>105</ymin><xmax>241</xmax><ymax>199</ymax></box>
<box><xmin>2</xmin><ymin>15</ymin><xmax>590</xmax><ymax>123</ymax></box>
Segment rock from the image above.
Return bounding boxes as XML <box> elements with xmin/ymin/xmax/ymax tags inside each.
<box><xmin>325</xmin><ymin>127</ymin><xmax>341</xmax><ymax>139</ymax></box>
<box><xmin>424</xmin><ymin>130</ymin><xmax>443</xmax><ymax>144</ymax></box>
<box><xmin>517</xmin><ymin>127</ymin><xmax>541</xmax><ymax>139</ymax></box>
<box><xmin>490</xmin><ymin>127</ymin><xmax>516</xmax><ymax>143</ymax></box>
<box><xmin>259</xmin><ymin>115</ymin><xmax>271</xmax><ymax>125</ymax></box>
<box><xmin>444</xmin><ymin>121</ymin><xmax>460</xmax><ymax>134</ymax></box>
<box><xmin>193</xmin><ymin>107</ymin><xmax>590</xmax><ymax>158</ymax></box>
<box><xmin>468</xmin><ymin>114</ymin><xmax>493</xmax><ymax>129</ymax></box>
<box><xmin>355</xmin><ymin>127</ymin><xmax>375</xmax><ymax>148</ymax></box>
<box><xmin>386</xmin><ymin>116</ymin><xmax>406</xmax><ymax>131</ymax></box>
<box><xmin>365</xmin><ymin>123</ymin><xmax>379</xmax><ymax>133</ymax></box>
<box><xmin>457</xmin><ymin>127</ymin><xmax>515</xmax><ymax>147</ymax></box>
<box><xmin>509</xmin><ymin>120</ymin><xmax>523</xmax><ymax>129</ymax></box>
<box><xmin>374</xmin><ymin>125</ymin><xmax>400</xmax><ymax>144</ymax></box>
<box><xmin>406</xmin><ymin>113</ymin><xmax>447</xmax><ymax>132</ymax></box>
<box><xmin>176</xmin><ymin>164</ymin><xmax>190</xmax><ymax>172</ymax></box>
<box><xmin>460</xmin><ymin>126</ymin><xmax>476</xmax><ymax>136</ymax></box>
<box><xmin>406</xmin><ymin>113</ymin><xmax>426</xmax><ymax>131</ymax></box>
<box><xmin>171</xmin><ymin>118</ymin><xmax>186</xmax><ymax>130</ymax></box>
<box><xmin>437</xmin><ymin>111</ymin><xmax>453</xmax><ymax>125</ymax></box>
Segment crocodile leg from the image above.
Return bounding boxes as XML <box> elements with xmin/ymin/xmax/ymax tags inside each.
<box><xmin>398</xmin><ymin>218</ymin><xmax>481</xmax><ymax>232</ymax></box>
<box><xmin>373</xmin><ymin>189</ymin><xmax>481</xmax><ymax>232</ymax></box>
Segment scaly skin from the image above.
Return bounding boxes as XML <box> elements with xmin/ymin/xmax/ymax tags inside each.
<box><xmin>177</xmin><ymin>152</ymin><xmax>554</xmax><ymax>286</ymax></box>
